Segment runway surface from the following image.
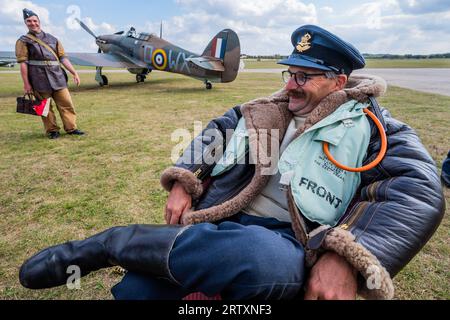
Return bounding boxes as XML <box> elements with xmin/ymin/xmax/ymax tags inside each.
<box><xmin>240</xmin><ymin>68</ymin><xmax>450</xmax><ymax>97</ymax></box>
<box><xmin>2</xmin><ymin>68</ymin><xmax>449</xmax><ymax>96</ymax></box>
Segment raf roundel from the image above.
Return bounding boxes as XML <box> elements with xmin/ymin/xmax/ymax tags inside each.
<box><xmin>152</xmin><ymin>49</ymin><xmax>168</xmax><ymax>70</ymax></box>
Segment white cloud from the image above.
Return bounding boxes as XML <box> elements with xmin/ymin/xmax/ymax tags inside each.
<box><xmin>397</xmin><ymin>0</ymin><xmax>450</xmax><ymax>14</ymax></box>
<box><xmin>1</xmin><ymin>0</ymin><xmax>450</xmax><ymax>55</ymax></box>
<box><xmin>83</xmin><ymin>17</ymin><xmax>115</xmax><ymax>34</ymax></box>
<box><xmin>331</xmin><ymin>0</ymin><xmax>450</xmax><ymax>54</ymax></box>
<box><xmin>0</xmin><ymin>0</ymin><xmax>50</xmax><ymax>24</ymax></box>
<box><xmin>0</xmin><ymin>0</ymin><xmax>54</xmax><ymax>50</ymax></box>
<box><xmin>137</xmin><ymin>0</ymin><xmax>450</xmax><ymax>55</ymax></box>
<box><xmin>347</xmin><ymin>0</ymin><xmax>400</xmax><ymax>29</ymax></box>
<box><xmin>320</xmin><ymin>6</ymin><xmax>333</xmax><ymax>14</ymax></box>
<box><xmin>152</xmin><ymin>0</ymin><xmax>318</xmax><ymax>55</ymax></box>
<box><xmin>177</xmin><ymin>0</ymin><xmax>282</xmax><ymax>17</ymax></box>
<box><xmin>0</xmin><ymin>1</ymin><xmax>118</xmax><ymax>53</ymax></box>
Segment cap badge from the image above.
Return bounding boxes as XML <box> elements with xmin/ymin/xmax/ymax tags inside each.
<box><xmin>296</xmin><ymin>33</ymin><xmax>312</xmax><ymax>52</ymax></box>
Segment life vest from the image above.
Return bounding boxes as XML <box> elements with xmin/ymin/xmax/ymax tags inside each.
<box><xmin>212</xmin><ymin>99</ymin><xmax>372</xmax><ymax>226</ymax></box>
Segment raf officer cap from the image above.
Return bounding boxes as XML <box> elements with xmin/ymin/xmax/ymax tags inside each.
<box><xmin>23</xmin><ymin>8</ymin><xmax>38</xmax><ymax>20</ymax></box>
<box><xmin>278</xmin><ymin>25</ymin><xmax>365</xmax><ymax>75</ymax></box>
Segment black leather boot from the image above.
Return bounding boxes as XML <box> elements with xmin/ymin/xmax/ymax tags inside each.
<box><xmin>19</xmin><ymin>224</ymin><xmax>189</xmax><ymax>289</ymax></box>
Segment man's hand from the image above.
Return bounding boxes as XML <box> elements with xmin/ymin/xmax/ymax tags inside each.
<box><xmin>73</xmin><ymin>73</ymin><xmax>81</xmax><ymax>86</ymax></box>
<box><xmin>304</xmin><ymin>251</ymin><xmax>358</xmax><ymax>300</ymax></box>
<box><xmin>165</xmin><ymin>182</ymin><xmax>192</xmax><ymax>225</ymax></box>
<box><xmin>60</xmin><ymin>59</ymin><xmax>80</xmax><ymax>86</ymax></box>
<box><xmin>24</xmin><ymin>82</ymin><xmax>33</xmax><ymax>94</ymax></box>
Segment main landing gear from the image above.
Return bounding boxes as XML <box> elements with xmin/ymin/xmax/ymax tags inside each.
<box><xmin>205</xmin><ymin>80</ymin><xmax>213</xmax><ymax>90</ymax></box>
<box><xmin>135</xmin><ymin>69</ymin><xmax>151</xmax><ymax>83</ymax></box>
<box><xmin>95</xmin><ymin>67</ymin><xmax>108</xmax><ymax>86</ymax></box>
<box><xmin>136</xmin><ymin>74</ymin><xmax>146</xmax><ymax>83</ymax></box>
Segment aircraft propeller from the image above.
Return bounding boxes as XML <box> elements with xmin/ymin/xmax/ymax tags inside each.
<box><xmin>75</xmin><ymin>18</ymin><xmax>109</xmax><ymax>84</ymax></box>
<box><xmin>75</xmin><ymin>18</ymin><xmax>98</xmax><ymax>39</ymax></box>
<box><xmin>75</xmin><ymin>18</ymin><xmax>109</xmax><ymax>55</ymax></box>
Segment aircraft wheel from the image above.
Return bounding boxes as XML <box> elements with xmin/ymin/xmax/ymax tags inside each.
<box><xmin>101</xmin><ymin>75</ymin><xmax>109</xmax><ymax>86</ymax></box>
<box><xmin>205</xmin><ymin>82</ymin><xmax>213</xmax><ymax>90</ymax></box>
<box><xmin>136</xmin><ymin>74</ymin><xmax>146</xmax><ymax>83</ymax></box>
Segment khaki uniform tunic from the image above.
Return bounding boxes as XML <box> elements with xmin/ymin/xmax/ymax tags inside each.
<box><xmin>16</xmin><ymin>31</ymin><xmax>78</xmax><ymax>133</ymax></box>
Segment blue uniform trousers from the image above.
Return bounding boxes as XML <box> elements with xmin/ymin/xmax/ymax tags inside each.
<box><xmin>111</xmin><ymin>213</ymin><xmax>305</xmax><ymax>300</ymax></box>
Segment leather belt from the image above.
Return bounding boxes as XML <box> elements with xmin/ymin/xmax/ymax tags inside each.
<box><xmin>27</xmin><ymin>60</ymin><xmax>60</xmax><ymax>66</ymax></box>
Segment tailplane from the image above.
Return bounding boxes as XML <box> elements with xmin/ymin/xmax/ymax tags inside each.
<box><xmin>202</xmin><ymin>29</ymin><xmax>240</xmax><ymax>83</ymax></box>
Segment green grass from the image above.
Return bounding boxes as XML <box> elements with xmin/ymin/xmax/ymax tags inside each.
<box><xmin>243</xmin><ymin>58</ymin><xmax>450</xmax><ymax>69</ymax></box>
<box><xmin>243</xmin><ymin>59</ymin><xmax>286</xmax><ymax>69</ymax></box>
<box><xmin>3</xmin><ymin>58</ymin><xmax>450</xmax><ymax>72</ymax></box>
<box><xmin>366</xmin><ymin>58</ymin><xmax>450</xmax><ymax>68</ymax></box>
<box><xmin>0</xmin><ymin>71</ymin><xmax>448</xmax><ymax>299</ymax></box>
<box><xmin>0</xmin><ymin>65</ymin><xmax>121</xmax><ymax>71</ymax></box>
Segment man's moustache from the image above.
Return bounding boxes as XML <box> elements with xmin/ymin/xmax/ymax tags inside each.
<box><xmin>287</xmin><ymin>90</ymin><xmax>304</xmax><ymax>98</ymax></box>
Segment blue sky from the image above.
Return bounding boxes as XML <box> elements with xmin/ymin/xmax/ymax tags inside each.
<box><xmin>1</xmin><ymin>0</ymin><xmax>450</xmax><ymax>55</ymax></box>
<box><xmin>27</xmin><ymin>0</ymin><xmax>184</xmax><ymax>27</ymax></box>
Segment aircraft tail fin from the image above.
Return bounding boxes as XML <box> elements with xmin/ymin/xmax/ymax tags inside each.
<box><xmin>202</xmin><ymin>29</ymin><xmax>240</xmax><ymax>83</ymax></box>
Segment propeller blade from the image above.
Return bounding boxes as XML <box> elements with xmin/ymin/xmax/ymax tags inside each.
<box><xmin>160</xmin><ymin>21</ymin><xmax>163</xmax><ymax>39</ymax></box>
<box><xmin>75</xmin><ymin>18</ymin><xmax>98</xmax><ymax>39</ymax></box>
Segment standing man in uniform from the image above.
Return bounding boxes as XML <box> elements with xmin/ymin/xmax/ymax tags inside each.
<box><xmin>16</xmin><ymin>8</ymin><xmax>85</xmax><ymax>139</ymax></box>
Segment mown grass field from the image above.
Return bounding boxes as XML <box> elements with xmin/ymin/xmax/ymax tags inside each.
<box><xmin>3</xmin><ymin>58</ymin><xmax>450</xmax><ymax>71</ymax></box>
<box><xmin>0</xmin><ymin>70</ymin><xmax>448</xmax><ymax>300</ymax></box>
<box><xmin>243</xmin><ymin>58</ymin><xmax>450</xmax><ymax>69</ymax></box>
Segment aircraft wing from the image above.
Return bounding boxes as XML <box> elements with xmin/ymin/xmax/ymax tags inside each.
<box><xmin>0</xmin><ymin>50</ymin><xmax>146</xmax><ymax>69</ymax></box>
<box><xmin>67</xmin><ymin>52</ymin><xmax>146</xmax><ymax>68</ymax></box>
<box><xmin>0</xmin><ymin>51</ymin><xmax>17</xmax><ymax>66</ymax></box>
<box><xmin>113</xmin><ymin>51</ymin><xmax>148</xmax><ymax>69</ymax></box>
<box><xmin>186</xmin><ymin>56</ymin><xmax>225</xmax><ymax>72</ymax></box>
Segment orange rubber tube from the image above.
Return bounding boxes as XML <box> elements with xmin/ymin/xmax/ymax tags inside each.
<box><xmin>323</xmin><ymin>108</ymin><xmax>387</xmax><ymax>172</ymax></box>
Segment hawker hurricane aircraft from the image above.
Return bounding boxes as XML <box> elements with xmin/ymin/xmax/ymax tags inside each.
<box><xmin>68</xmin><ymin>19</ymin><xmax>241</xmax><ymax>89</ymax></box>
<box><xmin>0</xmin><ymin>54</ymin><xmax>16</xmax><ymax>67</ymax></box>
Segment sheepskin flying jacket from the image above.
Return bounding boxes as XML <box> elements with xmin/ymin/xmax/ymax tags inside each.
<box><xmin>161</xmin><ymin>74</ymin><xmax>445</xmax><ymax>299</ymax></box>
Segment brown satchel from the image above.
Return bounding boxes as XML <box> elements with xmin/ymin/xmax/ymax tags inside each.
<box><xmin>16</xmin><ymin>94</ymin><xmax>50</xmax><ymax>117</ymax></box>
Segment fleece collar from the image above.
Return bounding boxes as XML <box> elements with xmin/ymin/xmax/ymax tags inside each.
<box><xmin>181</xmin><ymin>74</ymin><xmax>387</xmax><ymax>225</ymax></box>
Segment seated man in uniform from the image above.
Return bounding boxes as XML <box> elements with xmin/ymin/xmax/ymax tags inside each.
<box><xmin>127</xmin><ymin>27</ymin><xmax>137</xmax><ymax>38</ymax></box>
<box><xmin>442</xmin><ymin>150</ymin><xmax>450</xmax><ymax>188</ymax></box>
<box><xmin>18</xmin><ymin>25</ymin><xmax>444</xmax><ymax>300</ymax></box>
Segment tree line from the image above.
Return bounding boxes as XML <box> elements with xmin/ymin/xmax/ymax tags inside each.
<box><xmin>242</xmin><ymin>53</ymin><xmax>450</xmax><ymax>60</ymax></box>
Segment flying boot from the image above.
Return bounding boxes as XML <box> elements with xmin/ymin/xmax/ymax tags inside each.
<box><xmin>19</xmin><ymin>224</ymin><xmax>190</xmax><ymax>289</ymax></box>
